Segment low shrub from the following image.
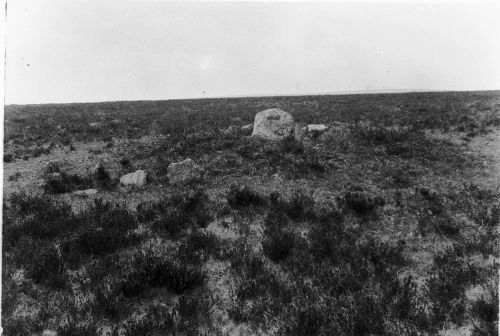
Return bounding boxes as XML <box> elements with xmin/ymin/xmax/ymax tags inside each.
<box><xmin>120</xmin><ymin>252</ymin><xmax>207</xmax><ymax>297</ymax></box>
<box><xmin>25</xmin><ymin>244</ymin><xmax>67</xmax><ymax>289</ymax></box>
<box><xmin>146</xmin><ymin>190</ymin><xmax>212</xmax><ymax>237</ymax></box>
<box><xmin>43</xmin><ymin>171</ymin><xmax>93</xmax><ymax>194</ymax></box>
<box><xmin>280</xmin><ymin>135</ymin><xmax>304</xmax><ymax>154</ymax></box>
<box><xmin>3</xmin><ymin>193</ymin><xmax>74</xmax><ymax>247</ymax></box>
<box><xmin>92</xmin><ymin>163</ymin><xmax>114</xmax><ymax>190</ymax></box>
<box><xmin>3</xmin><ymin>153</ymin><xmax>14</xmax><ymax>162</ymax></box>
<box><xmin>470</xmin><ymin>284</ymin><xmax>498</xmax><ymax>336</ymax></box>
<box><xmin>61</xmin><ymin>199</ymin><xmax>139</xmax><ymax>267</ymax></box>
<box><xmin>428</xmin><ymin>251</ymin><xmax>480</xmax><ymax>326</ymax></box>
<box><xmin>176</xmin><ymin>230</ymin><xmax>222</xmax><ymax>264</ymax></box>
<box><xmin>270</xmin><ymin>191</ymin><xmax>315</xmax><ymax>221</ymax></box>
<box><xmin>344</xmin><ymin>191</ymin><xmax>385</xmax><ymax>216</ymax></box>
<box><xmin>262</xmin><ymin>229</ymin><xmax>296</xmax><ymax>263</ymax></box>
<box><xmin>227</xmin><ymin>185</ymin><xmax>266</xmax><ymax>208</ymax></box>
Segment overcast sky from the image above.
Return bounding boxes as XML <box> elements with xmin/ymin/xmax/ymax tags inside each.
<box><xmin>5</xmin><ymin>1</ymin><xmax>500</xmax><ymax>104</ymax></box>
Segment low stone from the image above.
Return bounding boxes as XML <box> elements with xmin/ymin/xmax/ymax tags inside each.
<box><xmin>305</xmin><ymin>124</ymin><xmax>329</xmax><ymax>133</ymax></box>
<box><xmin>120</xmin><ymin>170</ymin><xmax>147</xmax><ymax>187</ymax></box>
<box><xmin>73</xmin><ymin>189</ymin><xmax>98</xmax><ymax>197</ymax></box>
<box><xmin>167</xmin><ymin>159</ymin><xmax>203</xmax><ymax>184</ymax></box>
<box><xmin>89</xmin><ymin>122</ymin><xmax>102</xmax><ymax>128</ymax></box>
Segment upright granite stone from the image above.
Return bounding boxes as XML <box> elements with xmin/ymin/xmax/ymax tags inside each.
<box><xmin>250</xmin><ymin>108</ymin><xmax>295</xmax><ymax>141</ymax></box>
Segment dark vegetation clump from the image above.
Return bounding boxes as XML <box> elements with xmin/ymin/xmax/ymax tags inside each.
<box><xmin>176</xmin><ymin>230</ymin><xmax>222</xmax><ymax>264</ymax></box>
<box><xmin>428</xmin><ymin>249</ymin><xmax>481</xmax><ymax>326</ymax></box>
<box><xmin>92</xmin><ymin>163</ymin><xmax>114</xmax><ymax>190</ymax></box>
<box><xmin>61</xmin><ymin>199</ymin><xmax>139</xmax><ymax>267</ymax></box>
<box><xmin>279</xmin><ymin>135</ymin><xmax>304</xmax><ymax>154</ymax></box>
<box><xmin>25</xmin><ymin>243</ymin><xmax>67</xmax><ymax>289</ymax></box>
<box><xmin>3</xmin><ymin>192</ymin><xmax>74</xmax><ymax>247</ymax></box>
<box><xmin>262</xmin><ymin>210</ymin><xmax>297</xmax><ymax>262</ymax></box>
<box><xmin>43</xmin><ymin>171</ymin><xmax>93</xmax><ymax>194</ymax></box>
<box><xmin>119</xmin><ymin>251</ymin><xmax>207</xmax><ymax>297</ymax></box>
<box><xmin>137</xmin><ymin>189</ymin><xmax>212</xmax><ymax>237</ymax></box>
<box><xmin>227</xmin><ymin>185</ymin><xmax>266</xmax><ymax>208</ymax></box>
<box><xmin>3</xmin><ymin>153</ymin><xmax>14</xmax><ymax>162</ymax></box>
<box><xmin>119</xmin><ymin>157</ymin><xmax>131</xmax><ymax>168</ymax></box>
<box><xmin>269</xmin><ymin>190</ymin><xmax>316</xmax><ymax>221</ymax></box>
<box><xmin>343</xmin><ymin>191</ymin><xmax>385</xmax><ymax>216</ymax></box>
<box><xmin>470</xmin><ymin>285</ymin><xmax>499</xmax><ymax>336</ymax></box>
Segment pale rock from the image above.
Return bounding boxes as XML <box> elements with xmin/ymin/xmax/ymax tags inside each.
<box><xmin>305</xmin><ymin>124</ymin><xmax>329</xmax><ymax>133</ymax></box>
<box><xmin>120</xmin><ymin>170</ymin><xmax>147</xmax><ymax>187</ymax></box>
<box><xmin>250</xmin><ymin>108</ymin><xmax>295</xmax><ymax>141</ymax></box>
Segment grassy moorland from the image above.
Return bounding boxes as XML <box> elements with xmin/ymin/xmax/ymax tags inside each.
<box><xmin>3</xmin><ymin>91</ymin><xmax>500</xmax><ymax>336</ymax></box>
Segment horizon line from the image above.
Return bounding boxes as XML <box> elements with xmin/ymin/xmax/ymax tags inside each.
<box><xmin>5</xmin><ymin>88</ymin><xmax>500</xmax><ymax>107</ymax></box>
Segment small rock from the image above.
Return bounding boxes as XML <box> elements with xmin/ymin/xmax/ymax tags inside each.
<box><xmin>250</xmin><ymin>108</ymin><xmax>295</xmax><ymax>141</ymax></box>
<box><xmin>89</xmin><ymin>122</ymin><xmax>102</xmax><ymax>128</ymax></box>
<box><xmin>73</xmin><ymin>189</ymin><xmax>98</xmax><ymax>197</ymax></box>
<box><xmin>120</xmin><ymin>170</ymin><xmax>147</xmax><ymax>187</ymax></box>
<box><xmin>305</xmin><ymin>124</ymin><xmax>329</xmax><ymax>134</ymax></box>
<box><xmin>111</xmin><ymin>119</ymin><xmax>122</xmax><ymax>124</ymax></box>
<box><xmin>167</xmin><ymin>159</ymin><xmax>203</xmax><ymax>184</ymax></box>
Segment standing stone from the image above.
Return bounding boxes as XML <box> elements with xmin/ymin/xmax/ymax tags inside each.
<box><xmin>119</xmin><ymin>170</ymin><xmax>147</xmax><ymax>187</ymax></box>
<box><xmin>167</xmin><ymin>159</ymin><xmax>203</xmax><ymax>184</ymax></box>
<box><xmin>250</xmin><ymin>108</ymin><xmax>295</xmax><ymax>140</ymax></box>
